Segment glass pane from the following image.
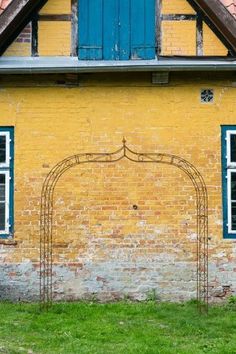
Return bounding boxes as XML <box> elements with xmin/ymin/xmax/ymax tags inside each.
<box><xmin>231</xmin><ymin>172</ymin><xmax>236</xmax><ymax>200</ymax></box>
<box><xmin>0</xmin><ymin>185</ymin><xmax>5</xmax><ymax>202</ymax></box>
<box><xmin>0</xmin><ymin>135</ymin><xmax>6</xmax><ymax>164</ymax></box>
<box><xmin>0</xmin><ymin>203</ymin><xmax>5</xmax><ymax>231</ymax></box>
<box><xmin>231</xmin><ymin>134</ymin><xmax>236</xmax><ymax>163</ymax></box>
<box><xmin>232</xmin><ymin>202</ymin><xmax>236</xmax><ymax>230</ymax></box>
<box><xmin>0</xmin><ymin>174</ymin><xmax>5</xmax><ymax>203</ymax></box>
<box><xmin>0</xmin><ymin>174</ymin><xmax>5</xmax><ymax>184</ymax></box>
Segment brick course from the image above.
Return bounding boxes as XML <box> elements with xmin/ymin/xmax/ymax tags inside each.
<box><xmin>0</xmin><ymin>74</ymin><xmax>235</xmax><ymax>302</ymax></box>
<box><xmin>0</xmin><ymin>0</ymin><xmax>235</xmax><ymax>303</ymax></box>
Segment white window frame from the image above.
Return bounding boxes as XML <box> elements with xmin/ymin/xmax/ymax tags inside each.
<box><xmin>226</xmin><ymin>130</ymin><xmax>236</xmax><ymax>167</ymax></box>
<box><xmin>0</xmin><ymin>131</ymin><xmax>10</xmax><ymax>168</ymax></box>
<box><xmin>0</xmin><ymin>170</ymin><xmax>10</xmax><ymax>235</ymax></box>
<box><xmin>226</xmin><ymin>130</ymin><xmax>236</xmax><ymax>234</ymax></box>
<box><xmin>226</xmin><ymin>130</ymin><xmax>236</xmax><ymax>233</ymax></box>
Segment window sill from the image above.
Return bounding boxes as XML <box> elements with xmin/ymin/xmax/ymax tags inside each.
<box><xmin>0</xmin><ymin>239</ymin><xmax>17</xmax><ymax>246</ymax></box>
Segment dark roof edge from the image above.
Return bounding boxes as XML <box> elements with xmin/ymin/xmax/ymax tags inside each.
<box><xmin>0</xmin><ymin>0</ymin><xmax>48</xmax><ymax>55</ymax></box>
<box><xmin>189</xmin><ymin>0</ymin><xmax>236</xmax><ymax>53</ymax></box>
<box><xmin>1</xmin><ymin>57</ymin><xmax>236</xmax><ymax>74</ymax></box>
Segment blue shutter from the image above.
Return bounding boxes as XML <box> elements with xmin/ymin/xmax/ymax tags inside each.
<box><xmin>130</xmin><ymin>0</ymin><xmax>156</xmax><ymax>59</ymax></box>
<box><xmin>103</xmin><ymin>0</ymin><xmax>131</xmax><ymax>60</ymax></box>
<box><xmin>103</xmin><ymin>0</ymin><xmax>119</xmax><ymax>60</ymax></box>
<box><xmin>119</xmin><ymin>0</ymin><xmax>131</xmax><ymax>60</ymax></box>
<box><xmin>78</xmin><ymin>0</ymin><xmax>103</xmax><ymax>60</ymax></box>
<box><xmin>78</xmin><ymin>0</ymin><xmax>156</xmax><ymax>60</ymax></box>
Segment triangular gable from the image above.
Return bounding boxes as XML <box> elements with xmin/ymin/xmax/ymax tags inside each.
<box><xmin>0</xmin><ymin>0</ymin><xmax>48</xmax><ymax>55</ymax></box>
<box><xmin>0</xmin><ymin>0</ymin><xmax>236</xmax><ymax>57</ymax></box>
<box><xmin>187</xmin><ymin>0</ymin><xmax>236</xmax><ymax>54</ymax></box>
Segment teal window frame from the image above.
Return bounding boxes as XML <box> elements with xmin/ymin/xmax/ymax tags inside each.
<box><xmin>0</xmin><ymin>127</ymin><xmax>14</xmax><ymax>239</ymax></box>
<box><xmin>221</xmin><ymin>125</ymin><xmax>236</xmax><ymax>239</ymax></box>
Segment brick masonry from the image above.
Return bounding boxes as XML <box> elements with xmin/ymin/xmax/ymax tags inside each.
<box><xmin>15</xmin><ymin>24</ymin><xmax>31</xmax><ymax>44</ymax></box>
<box><xmin>1</xmin><ymin>0</ymin><xmax>236</xmax><ymax>303</ymax></box>
<box><xmin>0</xmin><ymin>73</ymin><xmax>235</xmax><ymax>302</ymax></box>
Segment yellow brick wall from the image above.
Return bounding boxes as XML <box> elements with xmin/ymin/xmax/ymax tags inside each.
<box><xmin>0</xmin><ymin>73</ymin><xmax>235</xmax><ymax>301</ymax></box>
<box><xmin>0</xmin><ymin>0</ymin><xmax>234</xmax><ymax>302</ymax></box>
<box><xmin>162</xmin><ymin>21</ymin><xmax>196</xmax><ymax>56</ymax></box>
<box><xmin>4</xmin><ymin>42</ymin><xmax>31</xmax><ymax>57</ymax></box>
<box><xmin>162</xmin><ymin>0</ymin><xmax>195</xmax><ymax>14</ymax></box>
<box><xmin>39</xmin><ymin>0</ymin><xmax>71</xmax><ymax>15</ymax></box>
<box><xmin>38</xmin><ymin>21</ymin><xmax>71</xmax><ymax>56</ymax></box>
<box><xmin>0</xmin><ymin>75</ymin><xmax>235</xmax><ymax>257</ymax></box>
<box><xmin>203</xmin><ymin>24</ymin><xmax>228</xmax><ymax>56</ymax></box>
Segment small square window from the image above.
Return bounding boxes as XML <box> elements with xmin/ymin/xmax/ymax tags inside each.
<box><xmin>201</xmin><ymin>89</ymin><xmax>214</xmax><ymax>103</ymax></box>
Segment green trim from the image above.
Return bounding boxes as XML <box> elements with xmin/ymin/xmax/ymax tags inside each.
<box><xmin>221</xmin><ymin>125</ymin><xmax>236</xmax><ymax>239</ymax></box>
<box><xmin>0</xmin><ymin>127</ymin><xmax>14</xmax><ymax>239</ymax></box>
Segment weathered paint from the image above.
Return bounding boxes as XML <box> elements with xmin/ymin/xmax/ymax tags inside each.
<box><xmin>0</xmin><ymin>0</ymin><xmax>236</xmax><ymax>303</ymax></box>
<box><xmin>78</xmin><ymin>0</ymin><xmax>156</xmax><ymax>60</ymax></box>
<box><xmin>0</xmin><ymin>72</ymin><xmax>235</xmax><ymax>302</ymax></box>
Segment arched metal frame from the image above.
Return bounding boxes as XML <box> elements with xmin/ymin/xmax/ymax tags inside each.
<box><xmin>40</xmin><ymin>140</ymin><xmax>208</xmax><ymax>312</ymax></box>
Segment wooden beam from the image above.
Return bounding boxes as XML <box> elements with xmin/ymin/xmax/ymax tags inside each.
<box><xmin>161</xmin><ymin>14</ymin><xmax>197</xmax><ymax>21</ymax></box>
<box><xmin>156</xmin><ymin>0</ymin><xmax>162</xmax><ymax>56</ymax></box>
<box><xmin>196</xmin><ymin>13</ymin><xmax>203</xmax><ymax>56</ymax></box>
<box><xmin>71</xmin><ymin>0</ymin><xmax>78</xmax><ymax>56</ymax></box>
<box><xmin>38</xmin><ymin>14</ymin><xmax>71</xmax><ymax>21</ymax></box>
<box><xmin>31</xmin><ymin>16</ymin><xmax>38</xmax><ymax>56</ymax></box>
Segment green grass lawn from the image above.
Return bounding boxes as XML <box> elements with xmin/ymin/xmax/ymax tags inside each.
<box><xmin>0</xmin><ymin>301</ymin><xmax>236</xmax><ymax>354</ymax></box>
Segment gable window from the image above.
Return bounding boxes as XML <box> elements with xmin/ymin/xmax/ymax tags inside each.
<box><xmin>0</xmin><ymin>128</ymin><xmax>14</xmax><ymax>238</ymax></box>
<box><xmin>221</xmin><ymin>126</ymin><xmax>236</xmax><ymax>238</ymax></box>
<box><xmin>78</xmin><ymin>0</ymin><xmax>156</xmax><ymax>60</ymax></box>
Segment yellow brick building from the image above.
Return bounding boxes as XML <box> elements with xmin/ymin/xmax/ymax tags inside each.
<box><xmin>0</xmin><ymin>0</ymin><xmax>236</xmax><ymax>303</ymax></box>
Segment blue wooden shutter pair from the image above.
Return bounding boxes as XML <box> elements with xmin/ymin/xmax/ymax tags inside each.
<box><xmin>78</xmin><ymin>0</ymin><xmax>156</xmax><ymax>60</ymax></box>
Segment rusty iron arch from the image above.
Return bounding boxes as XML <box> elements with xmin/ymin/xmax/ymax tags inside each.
<box><xmin>40</xmin><ymin>139</ymin><xmax>208</xmax><ymax>312</ymax></box>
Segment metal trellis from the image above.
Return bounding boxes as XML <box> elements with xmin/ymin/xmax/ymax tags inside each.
<box><xmin>40</xmin><ymin>139</ymin><xmax>208</xmax><ymax>313</ymax></box>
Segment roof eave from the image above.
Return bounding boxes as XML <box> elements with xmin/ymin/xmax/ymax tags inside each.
<box><xmin>1</xmin><ymin>57</ymin><xmax>236</xmax><ymax>74</ymax></box>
